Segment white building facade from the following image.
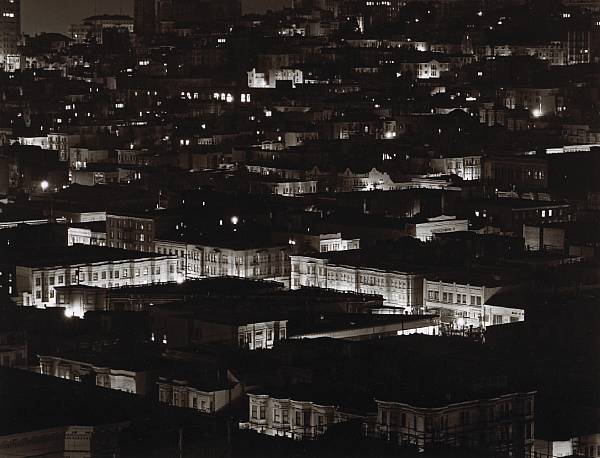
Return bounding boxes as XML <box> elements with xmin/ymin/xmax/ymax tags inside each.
<box><xmin>407</xmin><ymin>216</ymin><xmax>470</xmax><ymax>242</ymax></box>
<box><xmin>39</xmin><ymin>355</ymin><xmax>149</xmax><ymax>395</ymax></box>
<box><xmin>243</xmin><ymin>394</ymin><xmax>365</xmax><ymax>440</ymax></box>
<box><xmin>290</xmin><ymin>254</ymin><xmax>424</xmax><ymax>313</ymax></box>
<box><xmin>423</xmin><ymin>279</ymin><xmax>524</xmax><ymax>329</ymax></box>
<box><xmin>158</xmin><ymin>374</ymin><xmax>244</xmax><ymax>414</ymax></box>
<box><xmin>155</xmin><ymin>240</ymin><xmax>291</xmax><ymax>286</ymax></box>
<box><xmin>16</xmin><ymin>254</ymin><xmax>178</xmax><ymax>308</ymax></box>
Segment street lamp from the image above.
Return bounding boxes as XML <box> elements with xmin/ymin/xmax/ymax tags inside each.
<box><xmin>40</xmin><ymin>180</ymin><xmax>49</xmax><ymax>192</ymax></box>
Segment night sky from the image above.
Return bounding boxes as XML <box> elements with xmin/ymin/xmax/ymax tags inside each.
<box><xmin>22</xmin><ymin>0</ymin><xmax>288</xmax><ymax>34</ymax></box>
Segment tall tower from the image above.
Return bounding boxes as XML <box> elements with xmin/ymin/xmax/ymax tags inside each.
<box><xmin>0</xmin><ymin>0</ymin><xmax>20</xmax><ymax>61</ymax></box>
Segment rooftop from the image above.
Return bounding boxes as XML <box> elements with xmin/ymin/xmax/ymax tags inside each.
<box><xmin>0</xmin><ymin>367</ymin><xmax>219</xmax><ymax>437</ymax></box>
<box><xmin>12</xmin><ymin>245</ymin><xmax>166</xmax><ymax>268</ymax></box>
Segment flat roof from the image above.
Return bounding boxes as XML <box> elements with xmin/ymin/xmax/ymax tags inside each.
<box><xmin>157</xmin><ymin>232</ymin><xmax>289</xmax><ymax>251</ymax></box>
<box><xmin>468</xmin><ymin>198</ymin><xmax>571</xmax><ymax>210</ymax></box>
<box><xmin>110</xmin><ymin>277</ymin><xmax>283</xmax><ymax>296</ymax></box>
<box><xmin>292</xmin><ymin>247</ymin><xmax>433</xmax><ymax>273</ymax></box>
<box><xmin>0</xmin><ymin>367</ymin><xmax>219</xmax><ymax>437</ymax></box>
<box><xmin>291</xmin><ymin>314</ymin><xmax>439</xmax><ymax>336</ymax></box>
<box><xmin>39</xmin><ymin>345</ymin><xmax>160</xmax><ymax>373</ymax></box>
<box><xmin>13</xmin><ymin>245</ymin><xmax>166</xmax><ymax>268</ymax></box>
<box><xmin>424</xmin><ymin>270</ymin><xmax>519</xmax><ymax>287</ymax></box>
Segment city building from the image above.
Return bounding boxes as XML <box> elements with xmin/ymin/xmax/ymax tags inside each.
<box><xmin>466</xmin><ymin>199</ymin><xmax>573</xmax><ymax>234</ymax></box>
<box><xmin>0</xmin><ymin>328</ymin><xmax>27</xmax><ymax>369</ymax></box>
<box><xmin>0</xmin><ymin>0</ymin><xmax>20</xmax><ymax>64</ymax></box>
<box><xmin>406</xmin><ymin>215</ymin><xmax>469</xmax><ymax>242</ymax></box>
<box><xmin>106</xmin><ymin>212</ymin><xmax>162</xmax><ymax>252</ymax></box>
<box><xmin>39</xmin><ymin>351</ymin><xmax>153</xmax><ymax>395</ymax></box>
<box><xmin>149</xmin><ymin>304</ymin><xmax>289</xmax><ymax>349</ymax></box>
<box><xmin>429</xmin><ymin>155</ymin><xmax>483</xmax><ymax>181</ymax></box>
<box><xmin>67</xmin><ymin>222</ymin><xmax>107</xmax><ymax>247</ymax></box>
<box><xmin>375</xmin><ymin>392</ymin><xmax>535</xmax><ymax>456</ymax></box>
<box><xmin>290</xmin><ymin>249</ymin><xmax>427</xmax><ymax>313</ymax></box>
<box><xmin>399</xmin><ymin>59</ymin><xmax>450</xmax><ymax>80</ymax></box>
<box><xmin>155</xmin><ymin>238</ymin><xmax>291</xmax><ymax>285</ymax></box>
<box><xmin>157</xmin><ymin>369</ymin><xmax>245</xmax><ymax>413</ymax></box>
<box><xmin>134</xmin><ymin>0</ymin><xmax>241</xmax><ymax>39</ymax></box>
<box><xmin>281</xmin><ymin>232</ymin><xmax>360</xmax><ymax>254</ymax></box>
<box><xmin>69</xmin><ymin>15</ymin><xmax>133</xmax><ymax>44</ymax></box>
<box><xmin>423</xmin><ymin>271</ymin><xmax>525</xmax><ymax>329</ymax></box>
<box><xmin>14</xmin><ymin>246</ymin><xmax>178</xmax><ymax>308</ymax></box>
<box><xmin>243</xmin><ymin>391</ymin><xmax>367</xmax><ymax>440</ymax></box>
<box><xmin>290</xmin><ymin>314</ymin><xmax>440</xmax><ymax>340</ymax></box>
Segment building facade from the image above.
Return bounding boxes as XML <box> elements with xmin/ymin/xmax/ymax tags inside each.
<box><xmin>157</xmin><ymin>373</ymin><xmax>244</xmax><ymax>414</ymax></box>
<box><xmin>243</xmin><ymin>394</ymin><xmax>365</xmax><ymax>440</ymax></box>
<box><xmin>429</xmin><ymin>155</ymin><xmax>482</xmax><ymax>181</ymax></box>
<box><xmin>0</xmin><ymin>0</ymin><xmax>20</xmax><ymax>62</ymax></box>
<box><xmin>15</xmin><ymin>252</ymin><xmax>178</xmax><ymax>308</ymax></box>
<box><xmin>155</xmin><ymin>239</ymin><xmax>291</xmax><ymax>285</ymax></box>
<box><xmin>0</xmin><ymin>329</ymin><xmax>27</xmax><ymax>368</ymax></box>
<box><xmin>290</xmin><ymin>254</ymin><xmax>424</xmax><ymax>313</ymax></box>
<box><xmin>406</xmin><ymin>216</ymin><xmax>469</xmax><ymax>242</ymax></box>
<box><xmin>106</xmin><ymin>213</ymin><xmax>156</xmax><ymax>252</ymax></box>
<box><xmin>69</xmin><ymin>15</ymin><xmax>133</xmax><ymax>44</ymax></box>
<box><xmin>39</xmin><ymin>355</ymin><xmax>150</xmax><ymax>395</ymax></box>
<box><xmin>423</xmin><ymin>278</ymin><xmax>524</xmax><ymax>329</ymax></box>
<box><xmin>375</xmin><ymin>392</ymin><xmax>535</xmax><ymax>457</ymax></box>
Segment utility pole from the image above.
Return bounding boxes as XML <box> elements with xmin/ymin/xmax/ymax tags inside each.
<box><xmin>178</xmin><ymin>427</ymin><xmax>183</xmax><ymax>458</ymax></box>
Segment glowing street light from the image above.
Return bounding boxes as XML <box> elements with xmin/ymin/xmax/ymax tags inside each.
<box><xmin>40</xmin><ymin>180</ymin><xmax>49</xmax><ymax>191</ymax></box>
<box><xmin>231</xmin><ymin>216</ymin><xmax>239</xmax><ymax>225</ymax></box>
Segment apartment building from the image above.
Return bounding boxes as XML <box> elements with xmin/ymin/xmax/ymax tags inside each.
<box><xmin>244</xmin><ymin>392</ymin><xmax>365</xmax><ymax>440</ymax></box>
<box><xmin>155</xmin><ymin>239</ymin><xmax>291</xmax><ymax>286</ymax></box>
<box><xmin>14</xmin><ymin>246</ymin><xmax>178</xmax><ymax>308</ymax></box>
<box><xmin>290</xmin><ymin>250</ymin><xmax>425</xmax><ymax>313</ymax></box>
<box><xmin>375</xmin><ymin>392</ymin><xmax>535</xmax><ymax>456</ymax></box>
<box><xmin>423</xmin><ymin>272</ymin><xmax>524</xmax><ymax>329</ymax></box>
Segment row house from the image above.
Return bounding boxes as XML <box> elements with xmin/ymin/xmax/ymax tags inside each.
<box><xmin>243</xmin><ymin>393</ymin><xmax>367</xmax><ymax>440</ymax></box>
<box><xmin>158</xmin><ymin>370</ymin><xmax>244</xmax><ymax>414</ymax></box>
<box><xmin>39</xmin><ymin>354</ymin><xmax>151</xmax><ymax>395</ymax></box>
<box><xmin>375</xmin><ymin>392</ymin><xmax>535</xmax><ymax>456</ymax></box>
